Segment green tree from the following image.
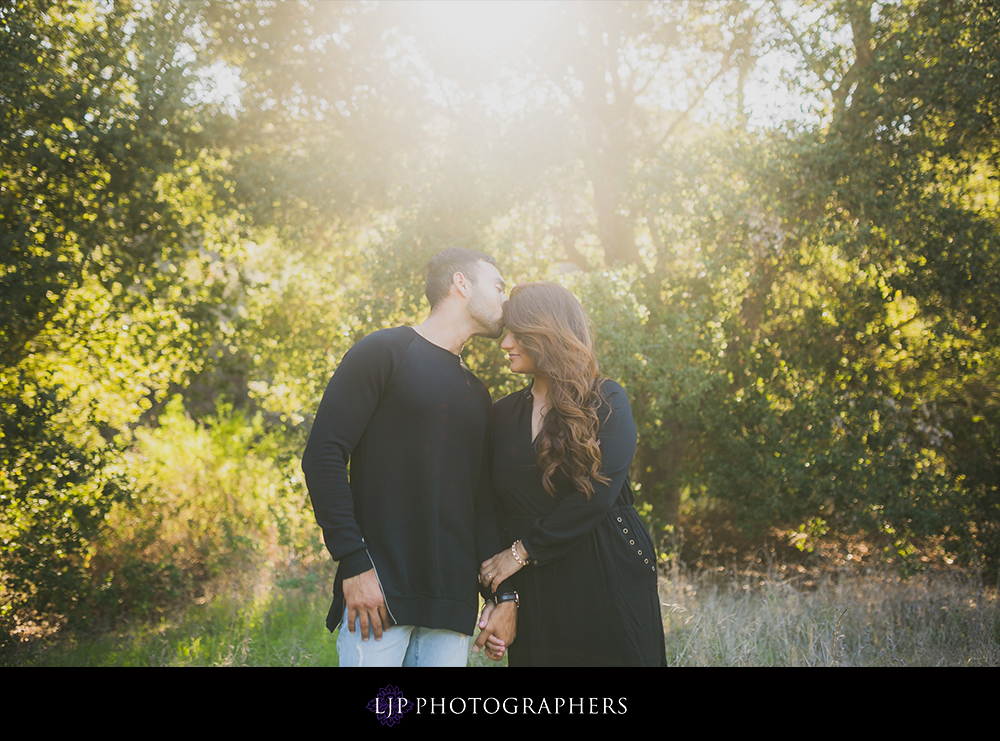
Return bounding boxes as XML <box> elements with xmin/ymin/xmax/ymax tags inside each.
<box><xmin>6</xmin><ymin>0</ymin><xmax>1000</xmax><ymax>644</ymax></box>
<box><xmin>627</xmin><ymin>0</ymin><xmax>1000</xmax><ymax>567</ymax></box>
<box><xmin>0</xmin><ymin>0</ymin><xmax>239</xmax><ymax>638</ymax></box>
<box><xmin>207</xmin><ymin>0</ymin><xmax>1000</xmax><ymax>571</ymax></box>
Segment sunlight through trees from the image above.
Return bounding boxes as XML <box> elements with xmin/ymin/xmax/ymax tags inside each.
<box><xmin>2</xmin><ymin>0</ymin><xmax>998</xmax><ymax>642</ymax></box>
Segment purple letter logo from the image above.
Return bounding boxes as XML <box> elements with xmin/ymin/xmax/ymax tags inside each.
<box><xmin>367</xmin><ymin>685</ymin><xmax>412</xmax><ymax>727</ymax></box>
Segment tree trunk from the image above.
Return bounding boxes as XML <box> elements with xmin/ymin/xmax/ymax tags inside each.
<box><xmin>593</xmin><ymin>175</ymin><xmax>641</xmax><ymax>265</ymax></box>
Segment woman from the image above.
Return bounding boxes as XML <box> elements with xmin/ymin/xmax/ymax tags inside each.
<box><xmin>479</xmin><ymin>282</ymin><xmax>666</xmax><ymax>666</ymax></box>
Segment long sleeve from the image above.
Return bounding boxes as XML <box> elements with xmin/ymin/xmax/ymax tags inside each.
<box><xmin>520</xmin><ymin>382</ymin><xmax>637</xmax><ymax>566</ymax></box>
<box><xmin>475</xmin><ymin>414</ymin><xmax>508</xmax><ymax>599</ymax></box>
<box><xmin>301</xmin><ymin>331</ymin><xmax>400</xmax><ymax>580</ymax></box>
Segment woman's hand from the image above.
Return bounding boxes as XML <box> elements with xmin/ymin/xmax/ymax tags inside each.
<box><xmin>479</xmin><ymin>542</ymin><xmax>529</xmax><ymax>593</ymax></box>
<box><xmin>484</xmin><ymin>634</ymin><xmax>507</xmax><ymax>661</ymax></box>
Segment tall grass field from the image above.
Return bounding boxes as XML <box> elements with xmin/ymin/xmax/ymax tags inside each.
<box><xmin>10</xmin><ymin>565</ymin><xmax>997</xmax><ymax>667</ymax></box>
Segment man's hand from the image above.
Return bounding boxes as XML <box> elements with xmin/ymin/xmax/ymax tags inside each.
<box><xmin>473</xmin><ymin>600</ymin><xmax>517</xmax><ymax>661</ymax></box>
<box><xmin>342</xmin><ymin>568</ymin><xmax>390</xmax><ymax>642</ymax></box>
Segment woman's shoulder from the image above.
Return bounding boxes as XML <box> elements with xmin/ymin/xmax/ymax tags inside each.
<box><xmin>597</xmin><ymin>378</ymin><xmax>634</xmax><ymax>433</ymax></box>
<box><xmin>494</xmin><ymin>385</ymin><xmax>533</xmax><ymax>411</ymax></box>
<box><xmin>598</xmin><ymin>378</ymin><xmax>629</xmax><ymax>405</ymax></box>
<box><xmin>599</xmin><ymin>377</ymin><xmax>626</xmax><ymax>394</ymax></box>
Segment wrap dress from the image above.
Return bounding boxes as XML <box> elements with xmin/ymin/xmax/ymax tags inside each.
<box><xmin>489</xmin><ymin>380</ymin><xmax>667</xmax><ymax>666</ymax></box>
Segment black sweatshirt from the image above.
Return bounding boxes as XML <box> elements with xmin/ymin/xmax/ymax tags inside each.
<box><xmin>301</xmin><ymin>326</ymin><xmax>503</xmax><ymax>635</ymax></box>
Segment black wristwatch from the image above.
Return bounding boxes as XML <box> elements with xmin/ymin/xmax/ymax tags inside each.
<box><xmin>494</xmin><ymin>591</ymin><xmax>519</xmax><ymax>608</ymax></box>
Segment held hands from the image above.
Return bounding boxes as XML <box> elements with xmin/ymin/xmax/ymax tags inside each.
<box><xmin>474</xmin><ymin>600</ymin><xmax>517</xmax><ymax>661</ymax></box>
<box><xmin>342</xmin><ymin>568</ymin><xmax>390</xmax><ymax>641</ymax></box>
<box><xmin>476</xmin><ymin>540</ymin><xmax>526</xmax><ymax>661</ymax></box>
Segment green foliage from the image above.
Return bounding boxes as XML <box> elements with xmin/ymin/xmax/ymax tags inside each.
<box><xmin>0</xmin><ymin>369</ymin><xmax>130</xmax><ymax>643</ymax></box>
<box><xmin>4</xmin><ymin>0</ymin><xmax>1000</xmax><ymax>640</ymax></box>
<box><xmin>0</xmin><ymin>0</ymin><xmax>256</xmax><ymax>639</ymax></box>
<box><xmin>213</xmin><ymin>0</ymin><xmax>1000</xmax><ymax>574</ymax></box>
<box><xmin>0</xmin><ymin>0</ymin><xmax>214</xmax><ymax>368</ymax></box>
<box><xmin>91</xmin><ymin>397</ymin><xmax>314</xmax><ymax>617</ymax></box>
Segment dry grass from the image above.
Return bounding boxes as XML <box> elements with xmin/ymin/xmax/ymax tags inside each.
<box><xmin>658</xmin><ymin>564</ymin><xmax>1000</xmax><ymax>666</ymax></box>
<box><xmin>9</xmin><ymin>561</ymin><xmax>997</xmax><ymax>667</ymax></box>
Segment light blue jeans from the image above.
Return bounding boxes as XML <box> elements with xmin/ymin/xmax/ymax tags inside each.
<box><xmin>336</xmin><ymin>607</ymin><xmax>470</xmax><ymax>667</ymax></box>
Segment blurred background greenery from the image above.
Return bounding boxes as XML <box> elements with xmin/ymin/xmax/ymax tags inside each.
<box><xmin>2</xmin><ymin>0</ymin><xmax>998</xmax><ymax>659</ymax></box>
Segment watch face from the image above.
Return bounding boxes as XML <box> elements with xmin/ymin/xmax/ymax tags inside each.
<box><xmin>495</xmin><ymin>591</ymin><xmax>519</xmax><ymax>608</ymax></box>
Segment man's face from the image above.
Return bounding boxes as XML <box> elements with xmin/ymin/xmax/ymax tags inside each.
<box><xmin>466</xmin><ymin>261</ymin><xmax>507</xmax><ymax>339</ymax></box>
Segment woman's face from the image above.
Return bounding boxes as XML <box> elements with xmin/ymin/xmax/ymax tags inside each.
<box><xmin>501</xmin><ymin>331</ymin><xmax>538</xmax><ymax>375</ymax></box>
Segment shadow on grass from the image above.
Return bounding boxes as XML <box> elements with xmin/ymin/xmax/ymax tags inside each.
<box><xmin>12</xmin><ymin>582</ymin><xmax>339</xmax><ymax>667</ymax></box>
<box><xmin>10</xmin><ymin>564</ymin><xmax>997</xmax><ymax>667</ymax></box>
<box><xmin>10</xmin><ymin>580</ymin><xmax>511</xmax><ymax>667</ymax></box>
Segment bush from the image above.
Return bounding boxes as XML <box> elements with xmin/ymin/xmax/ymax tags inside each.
<box><xmin>0</xmin><ymin>371</ymin><xmax>131</xmax><ymax>647</ymax></box>
<box><xmin>88</xmin><ymin>397</ymin><xmax>316</xmax><ymax>621</ymax></box>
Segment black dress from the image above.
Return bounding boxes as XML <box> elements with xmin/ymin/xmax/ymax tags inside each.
<box><xmin>489</xmin><ymin>380</ymin><xmax>667</xmax><ymax>667</ymax></box>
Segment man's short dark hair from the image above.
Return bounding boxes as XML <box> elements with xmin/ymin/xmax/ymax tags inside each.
<box><xmin>425</xmin><ymin>247</ymin><xmax>497</xmax><ymax>309</ymax></box>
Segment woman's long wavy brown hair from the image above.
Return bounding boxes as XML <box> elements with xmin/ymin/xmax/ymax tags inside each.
<box><xmin>502</xmin><ymin>282</ymin><xmax>609</xmax><ymax>498</ymax></box>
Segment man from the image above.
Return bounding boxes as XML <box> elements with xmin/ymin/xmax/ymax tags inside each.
<box><xmin>302</xmin><ymin>248</ymin><xmax>516</xmax><ymax>666</ymax></box>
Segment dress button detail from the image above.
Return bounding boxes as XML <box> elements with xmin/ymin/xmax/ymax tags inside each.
<box><xmin>623</xmin><ymin>528</ymin><xmax>628</xmax><ymax>534</ymax></box>
<box><xmin>617</xmin><ymin>517</ymin><xmax>622</xmax><ymax>522</ymax></box>
<box><xmin>630</xmin><ymin>540</ymin><xmax>635</xmax><ymax>545</ymax></box>
<box><xmin>637</xmin><ymin>550</ymin><xmax>643</xmax><ymax>555</ymax></box>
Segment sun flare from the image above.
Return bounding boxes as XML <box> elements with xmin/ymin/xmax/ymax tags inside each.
<box><xmin>418</xmin><ymin>0</ymin><xmax>549</xmax><ymax>53</ymax></box>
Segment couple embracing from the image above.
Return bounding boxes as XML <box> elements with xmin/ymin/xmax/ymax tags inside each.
<box><xmin>302</xmin><ymin>248</ymin><xmax>666</xmax><ymax>667</ymax></box>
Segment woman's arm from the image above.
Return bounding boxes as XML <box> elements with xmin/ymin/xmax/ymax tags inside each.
<box><xmin>520</xmin><ymin>381</ymin><xmax>636</xmax><ymax>564</ymax></box>
<box><xmin>479</xmin><ymin>381</ymin><xmax>636</xmax><ymax>589</ymax></box>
